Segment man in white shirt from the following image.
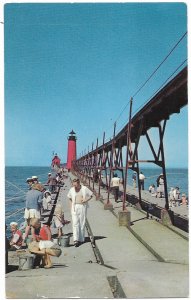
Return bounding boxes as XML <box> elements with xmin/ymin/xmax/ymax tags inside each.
<box><xmin>67</xmin><ymin>178</ymin><xmax>93</xmax><ymax>247</ymax></box>
<box><xmin>139</xmin><ymin>172</ymin><xmax>145</xmax><ymax>190</ymax></box>
<box><xmin>111</xmin><ymin>173</ymin><xmax>121</xmax><ymax>202</ymax></box>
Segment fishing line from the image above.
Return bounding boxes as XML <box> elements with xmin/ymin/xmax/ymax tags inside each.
<box><xmin>6</xmin><ymin>195</ymin><xmax>25</xmax><ymax>201</ymax></box>
<box><xmin>6</xmin><ymin>190</ymin><xmax>25</xmax><ymax>199</ymax></box>
<box><xmin>5</xmin><ymin>207</ymin><xmax>25</xmax><ymax>219</ymax></box>
<box><xmin>5</xmin><ymin>180</ymin><xmax>27</xmax><ymax>195</ymax></box>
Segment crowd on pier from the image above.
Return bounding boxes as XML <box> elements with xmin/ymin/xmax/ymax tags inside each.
<box><xmin>6</xmin><ymin>167</ymin><xmax>188</xmax><ymax>270</ymax></box>
<box><xmin>7</xmin><ymin>167</ymin><xmax>93</xmax><ymax>269</ymax></box>
<box><xmin>7</xmin><ymin>168</ymin><xmax>68</xmax><ymax>269</ymax></box>
<box><xmin>131</xmin><ymin>171</ymin><xmax>188</xmax><ymax>207</ymax></box>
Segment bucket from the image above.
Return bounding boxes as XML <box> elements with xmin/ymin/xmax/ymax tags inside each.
<box><xmin>53</xmin><ymin>238</ymin><xmax>58</xmax><ymax>245</ymax></box>
<box><xmin>18</xmin><ymin>254</ymin><xmax>36</xmax><ymax>270</ymax></box>
<box><xmin>59</xmin><ymin>235</ymin><xmax>70</xmax><ymax>247</ymax></box>
<box><xmin>26</xmin><ymin>237</ymin><xmax>33</xmax><ymax>246</ymax></box>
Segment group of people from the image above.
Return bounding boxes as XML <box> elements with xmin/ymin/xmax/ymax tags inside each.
<box><xmin>132</xmin><ymin>172</ymin><xmax>146</xmax><ymax>190</ymax></box>
<box><xmin>168</xmin><ymin>187</ymin><xmax>187</xmax><ymax>207</ymax></box>
<box><xmin>131</xmin><ymin>171</ymin><xmax>188</xmax><ymax>207</ymax></box>
<box><xmin>148</xmin><ymin>173</ymin><xmax>165</xmax><ymax>198</ymax></box>
<box><xmin>148</xmin><ymin>175</ymin><xmax>188</xmax><ymax>207</ymax></box>
<box><xmin>7</xmin><ymin>173</ymin><xmax>94</xmax><ymax>268</ymax></box>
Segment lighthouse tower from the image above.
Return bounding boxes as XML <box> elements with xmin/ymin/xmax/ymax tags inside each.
<box><xmin>67</xmin><ymin>130</ymin><xmax>77</xmax><ymax>171</ymax></box>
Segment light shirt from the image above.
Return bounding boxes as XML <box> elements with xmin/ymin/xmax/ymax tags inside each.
<box><xmin>139</xmin><ymin>174</ymin><xmax>145</xmax><ymax>180</ymax></box>
<box><xmin>75</xmin><ymin>189</ymin><xmax>84</xmax><ymax>204</ymax></box>
<box><xmin>67</xmin><ymin>185</ymin><xmax>93</xmax><ymax>204</ymax></box>
<box><xmin>111</xmin><ymin>177</ymin><xmax>120</xmax><ymax>187</ymax></box>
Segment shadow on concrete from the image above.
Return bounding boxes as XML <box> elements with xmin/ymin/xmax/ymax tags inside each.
<box><xmin>51</xmin><ymin>263</ymin><xmax>69</xmax><ymax>268</ymax></box>
<box><xmin>84</xmin><ymin>236</ymin><xmax>106</xmax><ymax>243</ymax></box>
<box><xmin>6</xmin><ymin>265</ymin><xmax>18</xmax><ymax>274</ymax></box>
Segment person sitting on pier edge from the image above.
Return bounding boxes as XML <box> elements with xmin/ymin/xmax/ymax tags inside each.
<box><xmin>139</xmin><ymin>172</ymin><xmax>145</xmax><ymax>190</ymax></box>
<box><xmin>9</xmin><ymin>222</ymin><xmax>23</xmax><ymax>251</ymax></box>
<box><xmin>23</xmin><ymin>185</ymin><xmax>43</xmax><ymax>243</ymax></box>
<box><xmin>28</xmin><ymin>238</ymin><xmax>61</xmax><ymax>269</ymax></box>
<box><xmin>67</xmin><ymin>178</ymin><xmax>93</xmax><ymax>247</ymax></box>
<box><xmin>111</xmin><ymin>173</ymin><xmax>121</xmax><ymax>202</ymax></box>
<box><xmin>30</xmin><ymin>218</ymin><xmax>55</xmax><ymax>268</ymax></box>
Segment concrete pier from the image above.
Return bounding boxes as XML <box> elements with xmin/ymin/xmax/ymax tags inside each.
<box><xmin>5</xmin><ymin>174</ymin><xmax>189</xmax><ymax>299</ymax></box>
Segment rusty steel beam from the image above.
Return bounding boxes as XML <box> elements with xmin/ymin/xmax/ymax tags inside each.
<box><xmin>72</xmin><ymin>67</ymin><xmax>187</xmax><ymax>216</ymax></box>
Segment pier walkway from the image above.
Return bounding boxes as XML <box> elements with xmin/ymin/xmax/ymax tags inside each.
<box><xmin>6</xmin><ymin>174</ymin><xmax>189</xmax><ymax>299</ymax></box>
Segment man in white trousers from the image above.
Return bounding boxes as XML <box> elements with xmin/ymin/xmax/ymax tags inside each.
<box><xmin>67</xmin><ymin>178</ymin><xmax>93</xmax><ymax>247</ymax></box>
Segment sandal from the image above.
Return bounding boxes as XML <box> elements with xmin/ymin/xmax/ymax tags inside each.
<box><xmin>44</xmin><ymin>264</ymin><xmax>53</xmax><ymax>269</ymax></box>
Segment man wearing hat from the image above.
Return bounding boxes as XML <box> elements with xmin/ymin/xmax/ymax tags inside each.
<box><xmin>26</xmin><ymin>178</ymin><xmax>33</xmax><ymax>190</ymax></box>
<box><xmin>9</xmin><ymin>222</ymin><xmax>23</xmax><ymax>251</ymax></box>
<box><xmin>46</xmin><ymin>173</ymin><xmax>57</xmax><ymax>193</ymax></box>
<box><xmin>67</xmin><ymin>178</ymin><xmax>93</xmax><ymax>247</ymax></box>
<box><xmin>32</xmin><ymin>176</ymin><xmax>45</xmax><ymax>192</ymax></box>
<box><xmin>23</xmin><ymin>185</ymin><xmax>43</xmax><ymax>242</ymax></box>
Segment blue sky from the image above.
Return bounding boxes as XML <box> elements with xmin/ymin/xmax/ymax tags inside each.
<box><xmin>4</xmin><ymin>2</ymin><xmax>188</xmax><ymax>167</ymax></box>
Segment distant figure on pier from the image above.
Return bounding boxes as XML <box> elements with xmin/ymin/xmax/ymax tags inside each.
<box><xmin>132</xmin><ymin>172</ymin><xmax>137</xmax><ymax>188</ymax></box>
<box><xmin>149</xmin><ymin>184</ymin><xmax>157</xmax><ymax>197</ymax></box>
<box><xmin>169</xmin><ymin>187</ymin><xmax>175</xmax><ymax>207</ymax></box>
<box><xmin>67</xmin><ymin>178</ymin><xmax>93</xmax><ymax>247</ymax></box>
<box><xmin>46</xmin><ymin>173</ymin><xmax>57</xmax><ymax>193</ymax></box>
<box><xmin>9</xmin><ymin>222</ymin><xmax>23</xmax><ymax>251</ymax></box>
<box><xmin>93</xmin><ymin>169</ymin><xmax>99</xmax><ymax>183</ymax></box>
<box><xmin>111</xmin><ymin>173</ymin><xmax>121</xmax><ymax>202</ymax></box>
<box><xmin>139</xmin><ymin>172</ymin><xmax>145</xmax><ymax>190</ymax></box>
<box><xmin>181</xmin><ymin>193</ymin><xmax>188</xmax><ymax>205</ymax></box>
<box><xmin>173</xmin><ymin>187</ymin><xmax>181</xmax><ymax>206</ymax></box>
<box><xmin>156</xmin><ymin>174</ymin><xmax>164</xmax><ymax>198</ymax></box>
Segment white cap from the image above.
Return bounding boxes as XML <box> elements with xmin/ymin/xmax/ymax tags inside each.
<box><xmin>10</xmin><ymin>222</ymin><xmax>18</xmax><ymax>227</ymax></box>
<box><xmin>44</xmin><ymin>190</ymin><xmax>51</xmax><ymax>195</ymax></box>
<box><xmin>32</xmin><ymin>176</ymin><xmax>38</xmax><ymax>179</ymax></box>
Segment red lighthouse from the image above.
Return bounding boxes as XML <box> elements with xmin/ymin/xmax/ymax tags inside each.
<box><xmin>67</xmin><ymin>130</ymin><xmax>77</xmax><ymax>171</ymax></box>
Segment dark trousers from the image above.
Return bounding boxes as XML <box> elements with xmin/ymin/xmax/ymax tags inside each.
<box><xmin>112</xmin><ymin>186</ymin><xmax>119</xmax><ymax>201</ymax></box>
<box><xmin>140</xmin><ymin>180</ymin><xmax>144</xmax><ymax>190</ymax></box>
